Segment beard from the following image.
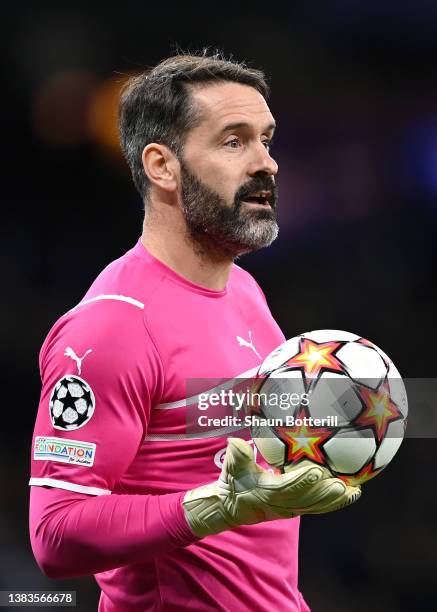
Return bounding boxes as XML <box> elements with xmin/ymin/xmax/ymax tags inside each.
<box><xmin>179</xmin><ymin>159</ymin><xmax>279</xmax><ymax>258</ymax></box>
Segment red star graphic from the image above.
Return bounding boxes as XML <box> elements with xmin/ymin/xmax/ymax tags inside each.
<box><xmin>245</xmin><ymin>375</ymin><xmax>267</xmax><ymax>415</ymax></box>
<box><xmin>277</xmin><ymin>409</ymin><xmax>332</xmax><ymax>465</ymax></box>
<box><xmin>284</xmin><ymin>338</ymin><xmax>345</xmax><ymax>382</ymax></box>
<box><xmin>355</xmin><ymin>381</ymin><xmax>402</xmax><ymax>442</ymax></box>
<box><xmin>339</xmin><ymin>463</ymin><xmax>382</xmax><ymax>486</ymax></box>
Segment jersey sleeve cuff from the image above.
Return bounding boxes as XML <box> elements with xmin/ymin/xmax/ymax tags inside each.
<box><xmin>29</xmin><ymin>477</ymin><xmax>111</xmax><ymax>496</ymax></box>
<box><xmin>157</xmin><ymin>491</ymin><xmax>200</xmax><ymax>547</ymax></box>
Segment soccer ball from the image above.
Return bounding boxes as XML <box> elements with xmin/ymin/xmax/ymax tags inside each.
<box><xmin>49</xmin><ymin>375</ymin><xmax>95</xmax><ymax>431</ymax></box>
<box><xmin>248</xmin><ymin>330</ymin><xmax>407</xmax><ymax>485</ymax></box>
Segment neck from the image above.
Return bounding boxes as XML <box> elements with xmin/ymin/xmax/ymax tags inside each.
<box><xmin>141</xmin><ymin>212</ymin><xmax>234</xmax><ymax>291</ymax></box>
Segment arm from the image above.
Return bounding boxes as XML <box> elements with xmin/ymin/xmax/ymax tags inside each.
<box><xmin>29</xmin><ymin>298</ymin><xmax>196</xmax><ymax>578</ymax></box>
<box><xmin>30</xmin><ymin>439</ymin><xmax>360</xmax><ymax>579</ymax></box>
<box><xmin>30</xmin><ymin>486</ymin><xmax>196</xmax><ymax>579</ymax></box>
<box><xmin>30</xmin><ymin>299</ymin><xmax>360</xmax><ymax>580</ymax></box>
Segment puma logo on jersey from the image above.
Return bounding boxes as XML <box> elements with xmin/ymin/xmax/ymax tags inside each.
<box><xmin>64</xmin><ymin>347</ymin><xmax>92</xmax><ymax>375</ymax></box>
<box><xmin>236</xmin><ymin>331</ymin><xmax>261</xmax><ymax>360</ymax></box>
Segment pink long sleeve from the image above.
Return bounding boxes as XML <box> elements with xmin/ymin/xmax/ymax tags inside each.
<box><xmin>29</xmin><ymin>294</ymin><xmax>198</xmax><ymax>579</ymax></box>
<box><xmin>30</xmin><ymin>486</ymin><xmax>197</xmax><ymax>578</ymax></box>
<box><xmin>29</xmin><ymin>243</ymin><xmax>307</xmax><ymax>610</ymax></box>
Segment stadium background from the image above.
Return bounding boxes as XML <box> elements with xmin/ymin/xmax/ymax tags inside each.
<box><xmin>2</xmin><ymin>1</ymin><xmax>436</xmax><ymax>610</ymax></box>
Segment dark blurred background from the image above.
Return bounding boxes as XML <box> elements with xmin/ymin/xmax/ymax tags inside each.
<box><xmin>2</xmin><ymin>1</ymin><xmax>437</xmax><ymax>610</ymax></box>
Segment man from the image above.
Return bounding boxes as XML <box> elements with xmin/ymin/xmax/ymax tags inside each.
<box><xmin>29</xmin><ymin>53</ymin><xmax>360</xmax><ymax>611</ymax></box>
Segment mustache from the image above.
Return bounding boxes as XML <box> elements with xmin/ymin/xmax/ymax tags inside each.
<box><xmin>234</xmin><ymin>175</ymin><xmax>278</xmax><ymax>209</ymax></box>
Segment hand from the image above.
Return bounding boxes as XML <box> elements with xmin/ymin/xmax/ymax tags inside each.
<box><xmin>183</xmin><ymin>438</ymin><xmax>361</xmax><ymax>537</ymax></box>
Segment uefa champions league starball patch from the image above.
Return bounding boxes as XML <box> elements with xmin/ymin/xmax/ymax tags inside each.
<box><xmin>49</xmin><ymin>375</ymin><xmax>96</xmax><ymax>430</ymax></box>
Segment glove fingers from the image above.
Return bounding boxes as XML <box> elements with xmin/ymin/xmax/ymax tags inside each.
<box><xmin>283</xmin><ymin>460</ymin><xmax>333</xmax><ymax>480</ymax></box>
<box><xmin>306</xmin><ymin>484</ymin><xmax>361</xmax><ymax>514</ymax></box>
<box><xmin>258</xmin><ymin>464</ymin><xmax>326</xmax><ymax>493</ymax></box>
<box><xmin>257</xmin><ymin>475</ymin><xmax>345</xmax><ymax>509</ymax></box>
<box><xmin>281</xmin><ymin>463</ymin><xmax>362</xmax><ymax>514</ymax></box>
<box><xmin>289</xmin><ymin>478</ymin><xmax>347</xmax><ymax>509</ymax></box>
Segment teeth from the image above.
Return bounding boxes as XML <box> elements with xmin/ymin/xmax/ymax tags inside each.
<box><xmin>247</xmin><ymin>190</ymin><xmax>270</xmax><ymax>198</ymax></box>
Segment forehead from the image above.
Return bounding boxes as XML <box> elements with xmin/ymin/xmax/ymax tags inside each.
<box><xmin>189</xmin><ymin>81</ymin><xmax>274</xmax><ymax>131</ymax></box>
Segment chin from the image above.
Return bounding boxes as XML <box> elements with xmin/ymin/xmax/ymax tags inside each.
<box><xmin>226</xmin><ymin>230</ymin><xmax>279</xmax><ymax>257</ymax></box>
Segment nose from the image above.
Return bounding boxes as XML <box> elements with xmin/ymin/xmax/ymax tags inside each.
<box><xmin>247</xmin><ymin>142</ymin><xmax>278</xmax><ymax>177</ymax></box>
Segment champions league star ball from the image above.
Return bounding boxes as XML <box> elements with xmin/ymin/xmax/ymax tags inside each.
<box><xmin>49</xmin><ymin>375</ymin><xmax>95</xmax><ymax>431</ymax></box>
<box><xmin>249</xmin><ymin>330</ymin><xmax>408</xmax><ymax>485</ymax></box>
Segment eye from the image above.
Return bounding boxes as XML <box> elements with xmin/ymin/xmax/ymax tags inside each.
<box><xmin>224</xmin><ymin>137</ymin><xmax>242</xmax><ymax>149</ymax></box>
<box><xmin>262</xmin><ymin>138</ymin><xmax>274</xmax><ymax>151</ymax></box>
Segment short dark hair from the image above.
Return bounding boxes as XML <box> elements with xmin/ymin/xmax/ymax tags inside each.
<box><xmin>118</xmin><ymin>51</ymin><xmax>269</xmax><ymax>199</ymax></box>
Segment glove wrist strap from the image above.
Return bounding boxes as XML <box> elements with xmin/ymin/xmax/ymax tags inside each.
<box><xmin>182</xmin><ymin>483</ymin><xmax>238</xmax><ymax>537</ymax></box>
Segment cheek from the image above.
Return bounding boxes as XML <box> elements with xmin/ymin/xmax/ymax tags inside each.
<box><xmin>209</xmin><ymin>166</ymin><xmax>242</xmax><ymax>201</ymax></box>
<box><xmin>187</xmin><ymin>151</ymin><xmax>243</xmax><ymax>202</ymax></box>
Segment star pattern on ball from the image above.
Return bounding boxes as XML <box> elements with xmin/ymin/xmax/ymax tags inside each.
<box><xmin>355</xmin><ymin>381</ymin><xmax>402</xmax><ymax>442</ymax></box>
<box><xmin>284</xmin><ymin>338</ymin><xmax>345</xmax><ymax>383</ymax></box>
<box><xmin>339</xmin><ymin>463</ymin><xmax>382</xmax><ymax>486</ymax></box>
<box><xmin>276</xmin><ymin>410</ymin><xmax>331</xmax><ymax>465</ymax></box>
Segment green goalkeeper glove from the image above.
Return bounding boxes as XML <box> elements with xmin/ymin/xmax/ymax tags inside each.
<box><xmin>183</xmin><ymin>437</ymin><xmax>361</xmax><ymax>537</ymax></box>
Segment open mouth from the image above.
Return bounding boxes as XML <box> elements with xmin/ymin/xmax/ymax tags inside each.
<box><xmin>242</xmin><ymin>190</ymin><xmax>272</xmax><ymax>206</ymax></box>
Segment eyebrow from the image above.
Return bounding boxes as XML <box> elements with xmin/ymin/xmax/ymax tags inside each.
<box><xmin>216</xmin><ymin>121</ymin><xmax>276</xmax><ymax>137</ymax></box>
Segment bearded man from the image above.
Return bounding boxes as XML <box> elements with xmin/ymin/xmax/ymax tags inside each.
<box><xmin>29</xmin><ymin>53</ymin><xmax>360</xmax><ymax>611</ymax></box>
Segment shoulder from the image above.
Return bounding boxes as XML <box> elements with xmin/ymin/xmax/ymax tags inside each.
<box><xmin>40</xmin><ymin>298</ymin><xmax>145</xmax><ymax>369</ymax></box>
<box><xmin>40</xmin><ymin>241</ymin><xmax>166</xmax><ymax>366</ymax></box>
<box><xmin>38</xmin><ymin>295</ymin><xmax>165</xmax><ymax>416</ymax></box>
<box><xmin>82</xmin><ymin>242</ymin><xmax>167</xmax><ymax>308</ymax></box>
<box><xmin>39</xmin><ymin>293</ymin><xmax>162</xmax><ymax>389</ymax></box>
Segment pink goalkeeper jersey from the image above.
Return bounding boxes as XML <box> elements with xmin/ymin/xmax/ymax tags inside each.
<box><xmin>30</xmin><ymin>240</ymin><xmax>309</xmax><ymax>612</ymax></box>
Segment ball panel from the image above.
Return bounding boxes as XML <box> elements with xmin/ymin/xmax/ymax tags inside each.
<box><xmin>308</xmin><ymin>372</ymin><xmax>363</xmax><ymax>425</ymax></box>
<box><xmin>373</xmin><ymin>421</ymin><xmax>405</xmax><ymax>469</ymax></box>
<box><xmin>303</xmin><ymin>329</ymin><xmax>360</xmax><ymax>343</ymax></box>
<box><xmin>336</xmin><ymin>342</ymin><xmax>387</xmax><ymax>389</ymax></box>
<box><xmin>324</xmin><ymin>428</ymin><xmax>377</xmax><ymax>474</ymax></box>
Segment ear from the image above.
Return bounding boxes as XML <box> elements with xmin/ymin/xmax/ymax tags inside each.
<box><xmin>141</xmin><ymin>143</ymin><xmax>179</xmax><ymax>193</ymax></box>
